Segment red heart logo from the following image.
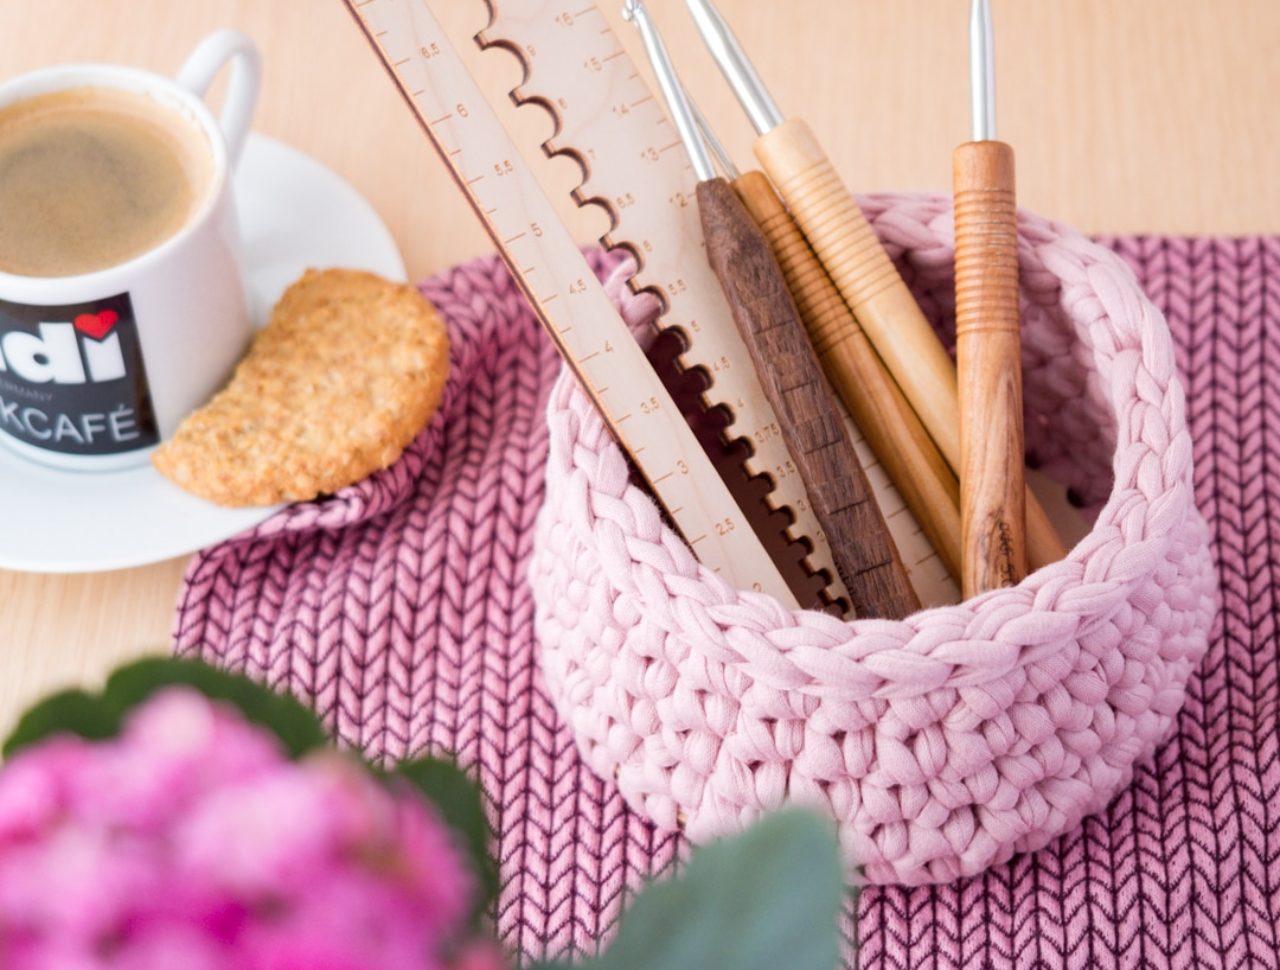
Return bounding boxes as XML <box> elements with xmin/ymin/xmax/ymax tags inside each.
<box><xmin>73</xmin><ymin>309</ymin><xmax>119</xmax><ymax>341</ymax></box>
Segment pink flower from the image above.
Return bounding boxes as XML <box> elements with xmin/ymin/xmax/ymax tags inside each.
<box><xmin>0</xmin><ymin>688</ymin><xmax>485</xmax><ymax>969</ymax></box>
<box><xmin>237</xmin><ymin>870</ymin><xmax>449</xmax><ymax>970</ymax></box>
<box><xmin>87</xmin><ymin>688</ymin><xmax>284</xmax><ymax>830</ymax></box>
<box><xmin>0</xmin><ymin>736</ymin><xmax>89</xmax><ymax>844</ymax></box>
<box><xmin>447</xmin><ymin>941</ymin><xmax>510</xmax><ymax>970</ymax></box>
<box><xmin>0</xmin><ymin>824</ymin><xmax>160</xmax><ymax>941</ymax></box>
<box><xmin>105</xmin><ymin>926</ymin><xmax>231</xmax><ymax>970</ymax></box>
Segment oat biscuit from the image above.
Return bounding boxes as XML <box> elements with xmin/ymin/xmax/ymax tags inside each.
<box><xmin>153</xmin><ymin>268</ymin><xmax>449</xmax><ymax>506</ymax></box>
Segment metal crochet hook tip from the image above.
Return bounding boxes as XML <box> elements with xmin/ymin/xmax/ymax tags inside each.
<box><xmin>692</xmin><ymin>100</ymin><xmax>739</xmax><ymax>181</ymax></box>
<box><xmin>970</xmin><ymin>0</ymin><xmax>997</xmax><ymax>141</ymax></box>
<box><xmin>623</xmin><ymin>0</ymin><xmax>716</xmax><ymax>182</ymax></box>
<box><xmin>684</xmin><ymin>0</ymin><xmax>784</xmax><ymax>136</ymax></box>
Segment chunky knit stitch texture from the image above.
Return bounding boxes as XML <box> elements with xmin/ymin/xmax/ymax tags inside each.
<box><xmin>534</xmin><ymin>195</ymin><xmax>1216</xmax><ymax>886</ymax></box>
<box><xmin>175</xmin><ymin>202</ymin><xmax>1266</xmax><ymax>966</ymax></box>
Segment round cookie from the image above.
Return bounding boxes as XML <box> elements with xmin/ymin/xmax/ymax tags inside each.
<box><xmin>153</xmin><ymin>268</ymin><xmax>450</xmax><ymax>507</ymax></box>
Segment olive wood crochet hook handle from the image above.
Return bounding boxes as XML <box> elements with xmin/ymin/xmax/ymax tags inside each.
<box><xmin>954</xmin><ymin>140</ymin><xmax>1026</xmax><ymax>594</ymax></box>
<box><xmin>753</xmin><ymin>117</ymin><xmax>1066</xmax><ymax>572</ymax></box>
<box><xmin>732</xmin><ymin>169</ymin><xmax>963</xmax><ymax>583</ymax></box>
<box><xmin>697</xmin><ymin>176</ymin><xmax>920</xmax><ymax>619</ymax></box>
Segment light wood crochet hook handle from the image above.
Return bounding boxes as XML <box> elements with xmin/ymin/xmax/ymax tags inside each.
<box><xmin>753</xmin><ymin>117</ymin><xmax>1066</xmax><ymax>571</ymax></box>
<box><xmin>954</xmin><ymin>141</ymin><xmax>1026</xmax><ymax>594</ymax></box>
<box><xmin>697</xmin><ymin>176</ymin><xmax>920</xmax><ymax>619</ymax></box>
<box><xmin>732</xmin><ymin>170</ymin><xmax>963</xmax><ymax>583</ymax></box>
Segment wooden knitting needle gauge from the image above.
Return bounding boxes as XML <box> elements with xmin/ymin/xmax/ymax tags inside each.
<box><xmin>479</xmin><ymin>3</ymin><xmax>850</xmax><ymax>605</ymax></box>
<box><xmin>346</xmin><ymin>0</ymin><xmax>799</xmax><ymax>605</ymax></box>
<box><xmin>480</xmin><ymin>1</ymin><xmax>957</xmax><ymax>608</ymax></box>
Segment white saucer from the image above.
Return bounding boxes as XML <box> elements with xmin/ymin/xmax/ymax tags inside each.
<box><xmin>0</xmin><ymin>134</ymin><xmax>406</xmax><ymax>574</ymax></box>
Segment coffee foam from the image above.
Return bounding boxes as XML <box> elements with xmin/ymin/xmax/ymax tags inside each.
<box><xmin>0</xmin><ymin>86</ymin><xmax>214</xmax><ymax>278</ymax></box>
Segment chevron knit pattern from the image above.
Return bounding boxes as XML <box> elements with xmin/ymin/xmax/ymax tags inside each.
<box><xmin>533</xmin><ymin>194</ymin><xmax>1217</xmax><ymax>887</ymax></box>
<box><xmin>172</xmin><ymin>203</ymin><xmax>1266</xmax><ymax>967</ymax></box>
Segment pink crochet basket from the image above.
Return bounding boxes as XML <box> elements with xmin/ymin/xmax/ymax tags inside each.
<box><xmin>528</xmin><ymin>193</ymin><xmax>1219</xmax><ymax>887</ymax></box>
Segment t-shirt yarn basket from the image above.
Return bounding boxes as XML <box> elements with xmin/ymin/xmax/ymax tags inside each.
<box><xmin>528</xmin><ymin>193</ymin><xmax>1218</xmax><ymax>885</ymax></box>
<box><xmin>173</xmin><ymin>197</ymin><xmax>1274</xmax><ymax>966</ymax></box>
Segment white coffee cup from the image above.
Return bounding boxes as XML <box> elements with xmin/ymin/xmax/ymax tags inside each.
<box><xmin>0</xmin><ymin>31</ymin><xmax>261</xmax><ymax>471</ymax></box>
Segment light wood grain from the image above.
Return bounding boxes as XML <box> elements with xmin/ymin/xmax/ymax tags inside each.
<box><xmin>954</xmin><ymin>140</ymin><xmax>1027</xmax><ymax>595</ymax></box>
<box><xmin>734</xmin><ymin>169</ymin><xmax>963</xmax><ymax>583</ymax></box>
<box><xmin>699</xmin><ymin>176</ymin><xmax>918</xmax><ymax>618</ymax></box>
<box><xmin>755</xmin><ymin>117</ymin><xmax>965</xmax><ymax>459</ymax></box>
<box><xmin>479</xmin><ymin>0</ymin><xmax>858</xmax><ymax>609</ymax></box>
<box><xmin>2</xmin><ymin>0</ymin><xmax>1278</xmax><ymax>738</ymax></box>
<box><xmin>755</xmin><ymin>115</ymin><xmax>1066</xmax><ymax>571</ymax></box>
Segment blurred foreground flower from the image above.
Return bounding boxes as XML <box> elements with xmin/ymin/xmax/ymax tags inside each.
<box><xmin>0</xmin><ymin>671</ymin><xmax>492</xmax><ymax>970</ymax></box>
<box><xmin>0</xmin><ymin>658</ymin><xmax>846</xmax><ymax>970</ymax></box>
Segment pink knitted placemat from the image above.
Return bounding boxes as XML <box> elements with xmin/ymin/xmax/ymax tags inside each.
<box><xmin>174</xmin><ymin>237</ymin><xmax>1278</xmax><ymax>968</ymax></box>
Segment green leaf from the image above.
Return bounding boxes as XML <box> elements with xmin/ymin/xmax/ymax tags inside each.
<box><xmin>3</xmin><ymin>657</ymin><xmax>329</xmax><ymax>761</ymax></box>
<box><xmin>575</xmin><ymin>809</ymin><xmax>846</xmax><ymax>970</ymax></box>
<box><xmin>3</xmin><ymin>688</ymin><xmax>120</xmax><ymax>757</ymax></box>
<box><xmin>103</xmin><ymin>657</ymin><xmax>328</xmax><ymax>758</ymax></box>
<box><xmin>394</xmin><ymin>757</ymin><xmax>498</xmax><ymax>925</ymax></box>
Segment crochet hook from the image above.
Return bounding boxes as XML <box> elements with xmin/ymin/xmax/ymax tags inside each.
<box><xmin>345</xmin><ymin>0</ymin><xmax>804</xmax><ymax>604</ymax></box>
<box><xmin>693</xmin><ymin>109</ymin><xmax>964</xmax><ymax>585</ymax></box>
<box><xmin>624</xmin><ymin>0</ymin><xmax>919</xmax><ymax>619</ymax></box>
<box><xmin>954</xmin><ymin>0</ymin><xmax>1025</xmax><ymax>594</ymax></box>
<box><xmin>684</xmin><ymin>0</ymin><xmax>1067</xmax><ymax>575</ymax></box>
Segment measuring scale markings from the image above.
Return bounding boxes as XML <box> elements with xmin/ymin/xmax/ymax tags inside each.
<box><xmin>347</xmin><ymin>0</ymin><xmax>799</xmax><ymax>604</ymax></box>
<box><xmin>480</xmin><ymin>0</ymin><xmax>851</xmax><ymax>604</ymax></box>
<box><xmin>482</xmin><ymin>1</ymin><xmax>958</xmax><ymax>606</ymax></box>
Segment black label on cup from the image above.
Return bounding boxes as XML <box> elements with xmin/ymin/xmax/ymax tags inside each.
<box><xmin>0</xmin><ymin>292</ymin><xmax>158</xmax><ymax>455</ymax></box>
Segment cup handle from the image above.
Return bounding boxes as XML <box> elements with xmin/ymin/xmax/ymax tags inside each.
<box><xmin>175</xmin><ymin>30</ymin><xmax>261</xmax><ymax>168</ymax></box>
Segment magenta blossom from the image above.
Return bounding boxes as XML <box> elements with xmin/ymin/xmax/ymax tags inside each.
<box><xmin>0</xmin><ymin>688</ymin><xmax>494</xmax><ymax>970</ymax></box>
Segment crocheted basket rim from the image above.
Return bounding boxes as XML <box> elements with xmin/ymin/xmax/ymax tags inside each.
<box><xmin>531</xmin><ymin>192</ymin><xmax>1218</xmax><ymax>884</ymax></box>
<box><xmin>543</xmin><ymin>195</ymin><xmax>1201</xmax><ymax>697</ymax></box>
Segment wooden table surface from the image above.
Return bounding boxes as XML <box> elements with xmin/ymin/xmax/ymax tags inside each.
<box><xmin>2</xmin><ymin>0</ymin><xmax>1278</xmax><ymax>737</ymax></box>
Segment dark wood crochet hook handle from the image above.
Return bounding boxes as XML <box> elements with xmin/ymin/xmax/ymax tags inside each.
<box><xmin>696</xmin><ymin>176</ymin><xmax>920</xmax><ymax>619</ymax></box>
<box><xmin>732</xmin><ymin>170</ymin><xmax>962</xmax><ymax>584</ymax></box>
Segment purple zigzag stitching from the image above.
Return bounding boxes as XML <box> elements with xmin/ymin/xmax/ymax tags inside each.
<box><xmin>859</xmin><ymin>237</ymin><xmax>1280</xmax><ymax>970</ymax></box>
<box><xmin>173</xmin><ymin>248</ymin><xmax>680</xmax><ymax>962</ymax></box>
<box><xmin>175</xmin><ymin>235</ymin><xmax>1279</xmax><ymax>969</ymax></box>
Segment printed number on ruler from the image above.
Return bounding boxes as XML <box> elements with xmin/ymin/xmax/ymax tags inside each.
<box><xmin>479</xmin><ymin>0</ymin><xmax>850</xmax><ymax>606</ymax></box>
<box><xmin>481</xmin><ymin>1</ymin><xmax>957</xmax><ymax>606</ymax></box>
<box><xmin>346</xmin><ymin>0</ymin><xmax>799</xmax><ymax>605</ymax></box>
